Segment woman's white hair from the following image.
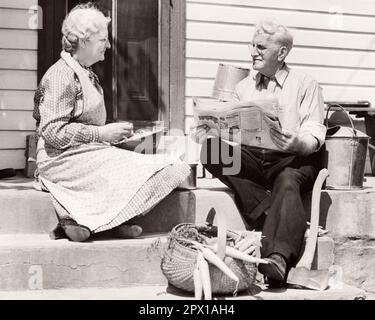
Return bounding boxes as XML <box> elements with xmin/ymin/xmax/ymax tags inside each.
<box><xmin>61</xmin><ymin>2</ymin><xmax>111</xmax><ymax>54</ymax></box>
<box><xmin>254</xmin><ymin>19</ymin><xmax>294</xmax><ymax>53</ymax></box>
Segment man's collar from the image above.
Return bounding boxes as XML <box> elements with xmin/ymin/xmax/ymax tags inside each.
<box><xmin>274</xmin><ymin>64</ymin><xmax>289</xmax><ymax>87</ymax></box>
<box><xmin>254</xmin><ymin>72</ymin><xmax>263</xmax><ymax>87</ymax></box>
<box><xmin>254</xmin><ymin>63</ymin><xmax>290</xmax><ymax>87</ymax></box>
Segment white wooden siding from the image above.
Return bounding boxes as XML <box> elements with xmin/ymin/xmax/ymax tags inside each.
<box><xmin>0</xmin><ymin>90</ymin><xmax>35</xmax><ymax>110</ymax></box>
<box><xmin>185</xmin><ymin>0</ymin><xmax>375</xmax><ymax>132</ymax></box>
<box><xmin>0</xmin><ymin>150</ymin><xmax>27</xmax><ymax>169</ymax></box>
<box><xmin>0</xmin><ymin>0</ymin><xmax>37</xmax><ymax>9</ymax></box>
<box><xmin>0</xmin><ymin>110</ymin><xmax>35</xmax><ymax>131</ymax></box>
<box><xmin>0</xmin><ymin>50</ymin><xmax>37</xmax><ymax>70</ymax></box>
<box><xmin>0</xmin><ymin>132</ymin><xmax>33</xmax><ymax>149</ymax></box>
<box><xmin>0</xmin><ymin>30</ymin><xmax>38</xmax><ymax>50</ymax></box>
<box><xmin>188</xmin><ymin>0</ymin><xmax>375</xmax><ymax>16</ymax></box>
<box><xmin>0</xmin><ymin>0</ymin><xmax>38</xmax><ymax>170</ymax></box>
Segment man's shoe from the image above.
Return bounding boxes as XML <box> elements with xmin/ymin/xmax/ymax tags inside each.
<box><xmin>114</xmin><ymin>224</ymin><xmax>143</xmax><ymax>239</ymax></box>
<box><xmin>258</xmin><ymin>253</ymin><xmax>287</xmax><ymax>282</ymax></box>
<box><xmin>265</xmin><ymin>277</ymin><xmax>287</xmax><ymax>289</ymax></box>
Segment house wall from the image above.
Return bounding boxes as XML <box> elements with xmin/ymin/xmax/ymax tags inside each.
<box><xmin>2</xmin><ymin>0</ymin><xmax>375</xmax><ymax>169</ymax></box>
<box><xmin>185</xmin><ymin>0</ymin><xmax>375</xmax><ymax>132</ymax></box>
<box><xmin>0</xmin><ymin>0</ymin><xmax>38</xmax><ymax>169</ymax></box>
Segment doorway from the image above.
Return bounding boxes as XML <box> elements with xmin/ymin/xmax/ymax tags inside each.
<box><xmin>68</xmin><ymin>0</ymin><xmax>158</xmax><ymax>121</ymax></box>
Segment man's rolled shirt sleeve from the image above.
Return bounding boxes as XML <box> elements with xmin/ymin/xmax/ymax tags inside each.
<box><xmin>298</xmin><ymin>79</ymin><xmax>326</xmax><ymax>150</ymax></box>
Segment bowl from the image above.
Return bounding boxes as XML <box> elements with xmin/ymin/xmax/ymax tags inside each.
<box><xmin>113</xmin><ymin>120</ymin><xmax>166</xmax><ymax>154</ymax></box>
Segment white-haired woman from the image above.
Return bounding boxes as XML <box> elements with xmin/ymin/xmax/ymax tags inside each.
<box><xmin>33</xmin><ymin>2</ymin><xmax>190</xmax><ymax>242</ymax></box>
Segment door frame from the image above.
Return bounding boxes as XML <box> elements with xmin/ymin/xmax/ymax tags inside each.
<box><xmin>37</xmin><ymin>0</ymin><xmax>186</xmax><ymax>131</ymax></box>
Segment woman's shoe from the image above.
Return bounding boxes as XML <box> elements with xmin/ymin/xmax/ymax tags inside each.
<box><xmin>114</xmin><ymin>224</ymin><xmax>143</xmax><ymax>239</ymax></box>
<box><xmin>60</xmin><ymin>219</ymin><xmax>91</xmax><ymax>242</ymax></box>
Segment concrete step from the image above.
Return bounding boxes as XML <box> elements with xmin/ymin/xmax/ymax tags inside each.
<box><xmin>303</xmin><ymin>176</ymin><xmax>375</xmax><ymax>239</ymax></box>
<box><xmin>333</xmin><ymin>238</ymin><xmax>375</xmax><ymax>293</ymax></box>
<box><xmin>0</xmin><ymin>233</ymin><xmax>334</xmax><ymax>291</ymax></box>
<box><xmin>2</xmin><ymin>175</ymin><xmax>373</xmax><ymax>291</ymax></box>
<box><xmin>0</xmin><ymin>234</ymin><xmax>168</xmax><ymax>291</ymax></box>
<box><xmin>0</xmin><ymin>176</ymin><xmax>53</xmax><ymax>234</ymax></box>
<box><xmin>0</xmin><ymin>283</ymin><xmax>367</xmax><ymax>300</ymax></box>
<box><xmin>0</xmin><ymin>176</ymin><xmax>246</xmax><ymax>235</ymax></box>
<box><xmin>2</xmin><ymin>175</ymin><xmax>375</xmax><ymax>240</ymax></box>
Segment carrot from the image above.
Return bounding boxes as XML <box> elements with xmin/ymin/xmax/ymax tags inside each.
<box><xmin>200</xmin><ymin>235</ymin><xmax>217</xmax><ymax>246</ymax></box>
<box><xmin>190</xmin><ymin>240</ymin><xmax>240</xmax><ymax>283</ymax></box>
<box><xmin>193</xmin><ymin>261</ymin><xmax>203</xmax><ymax>300</ymax></box>
<box><xmin>200</xmin><ymin>247</ymin><xmax>240</xmax><ymax>284</ymax></box>
<box><xmin>198</xmin><ymin>253</ymin><xmax>212</xmax><ymax>300</ymax></box>
<box><xmin>225</xmin><ymin>246</ymin><xmax>269</xmax><ymax>264</ymax></box>
<box><xmin>207</xmin><ymin>244</ymin><xmax>269</xmax><ymax>265</ymax></box>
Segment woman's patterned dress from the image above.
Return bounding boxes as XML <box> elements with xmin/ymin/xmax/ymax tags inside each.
<box><xmin>33</xmin><ymin>51</ymin><xmax>190</xmax><ymax>233</ymax></box>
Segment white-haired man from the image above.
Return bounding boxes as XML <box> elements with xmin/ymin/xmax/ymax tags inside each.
<box><xmin>195</xmin><ymin>20</ymin><xmax>326</xmax><ymax>287</ymax></box>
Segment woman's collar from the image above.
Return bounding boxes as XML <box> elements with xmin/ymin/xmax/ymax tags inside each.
<box><xmin>61</xmin><ymin>51</ymin><xmax>91</xmax><ymax>74</ymax></box>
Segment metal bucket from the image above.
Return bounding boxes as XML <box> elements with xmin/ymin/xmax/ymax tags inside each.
<box><xmin>212</xmin><ymin>64</ymin><xmax>250</xmax><ymax>101</ymax></box>
<box><xmin>323</xmin><ymin>105</ymin><xmax>370</xmax><ymax>190</ymax></box>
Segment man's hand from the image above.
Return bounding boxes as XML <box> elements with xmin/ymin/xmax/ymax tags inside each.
<box><xmin>98</xmin><ymin>122</ymin><xmax>134</xmax><ymax>143</ymax></box>
<box><xmin>270</xmin><ymin>128</ymin><xmax>318</xmax><ymax>156</ymax></box>
<box><xmin>190</xmin><ymin>124</ymin><xmax>219</xmax><ymax>144</ymax></box>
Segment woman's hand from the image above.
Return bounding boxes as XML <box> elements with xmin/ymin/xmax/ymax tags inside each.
<box><xmin>98</xmin><ymin>122</ymin><xmax>134</xmax><ymax>143</ymax></box>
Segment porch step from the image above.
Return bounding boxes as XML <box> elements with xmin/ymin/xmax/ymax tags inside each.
<box><xmin>0</xmin><ymin>234</ymin><xmax>168</xmax><ymax>291</ymax></box>
<box><xmin>333</xmin><ymin>238</ymin><xmax>375</xmax><ymax>293</ymax></box>
<box><xmin>303</xmin><ymin>176</ymin><xmax>375</xmax><ymax>239</ymax></box>
<box><xmin>2</xmin><ymin>175</ymin><xmax>375</xmax><ymax>239</ymax></box>
<box><xmin>0</xmin><ymin>176</ymin><xmax>246</xmax><ymax>235</ymax></box>
<box><xmin>0</xmin><ymin>233</ymin><xmax>334</xmax><ymax>291</ymax></box>
<box><xmin>2</xmin><ymin>175</ymin><xmax>375</xmax><ymax>292</ymax></box>
<box><xmin>0</xmin><ymin>284</ymin><xmax>367</xmax><ymax>300</ymax></box>
<box><xmin>0</xmin><ymin>181</ymin><xmax>55</xmax><ymax>234</ymax></box>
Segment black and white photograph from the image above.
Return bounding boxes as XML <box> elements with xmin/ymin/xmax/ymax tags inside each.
<box><xmin>0</xmin><ymin>0</ymin><xmax>374</xmax><ymax>305</ymax></box>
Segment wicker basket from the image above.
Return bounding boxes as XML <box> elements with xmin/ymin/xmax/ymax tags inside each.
<box><xmin>160</xmin><ymin>209</ymin><xmax>258</xmax><ymax>296</ymax></box>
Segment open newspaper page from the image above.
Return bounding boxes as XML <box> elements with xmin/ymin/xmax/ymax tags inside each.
<box><xmin>193</xmin><ymin>97</ymin><xmax>283</xmax><ymax>151</ymax></box>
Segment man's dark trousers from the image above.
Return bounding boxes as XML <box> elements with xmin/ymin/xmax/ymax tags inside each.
<box><xmin>201</xmin><ymin>137</ymin><xmax>322</xmax><ymax>267</ymax></box>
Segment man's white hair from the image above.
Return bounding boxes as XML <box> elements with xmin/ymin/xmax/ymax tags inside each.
<box><xmin>61</xmin><ymin>2</ymin><xmax>111</xmax><ymax>54</ymax></box>
<box><xmin>254</xmin><ymin>19</ymin><xmax>294</xmax><ymax>52</ymax></box>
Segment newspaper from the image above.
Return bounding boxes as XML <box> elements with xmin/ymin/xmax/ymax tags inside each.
<box><xmin>192</xmin><ymin>97</ymin><xmax>283</xmax><ymax>150</ymax></box>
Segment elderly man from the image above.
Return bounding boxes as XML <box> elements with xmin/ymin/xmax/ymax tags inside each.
<box><xmin>195</xmin><ymin>20</ymin><xmax>326</xmax><ymax>287</ymax></box>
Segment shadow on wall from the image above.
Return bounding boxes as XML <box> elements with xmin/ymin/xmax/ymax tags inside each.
<box><xmin>303</xmin><ymin>191</ymin><xmax>333</xmax><ymax>230</ymax></box>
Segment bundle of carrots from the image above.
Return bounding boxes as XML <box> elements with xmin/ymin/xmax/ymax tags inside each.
<box><xmin>175</xmin><ymin>226</ymin><xmax>269</xmax><ymax>300</ymax></box>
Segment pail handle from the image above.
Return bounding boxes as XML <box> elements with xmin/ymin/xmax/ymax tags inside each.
<box><xmin>325</xmin><ymin>104</ymin><xmax>357</xmax><ymax>138</ymax></box>
<box><xmin>205</xmin><ymin>208</ymin><xmax>239</xmax><ymax>260</ymax></box>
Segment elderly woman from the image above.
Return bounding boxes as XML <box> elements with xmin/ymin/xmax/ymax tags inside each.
<box><xmin>33</xmin><ymin>3</ymin><xmax>190</xmax><ymax>242</ymax></box>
